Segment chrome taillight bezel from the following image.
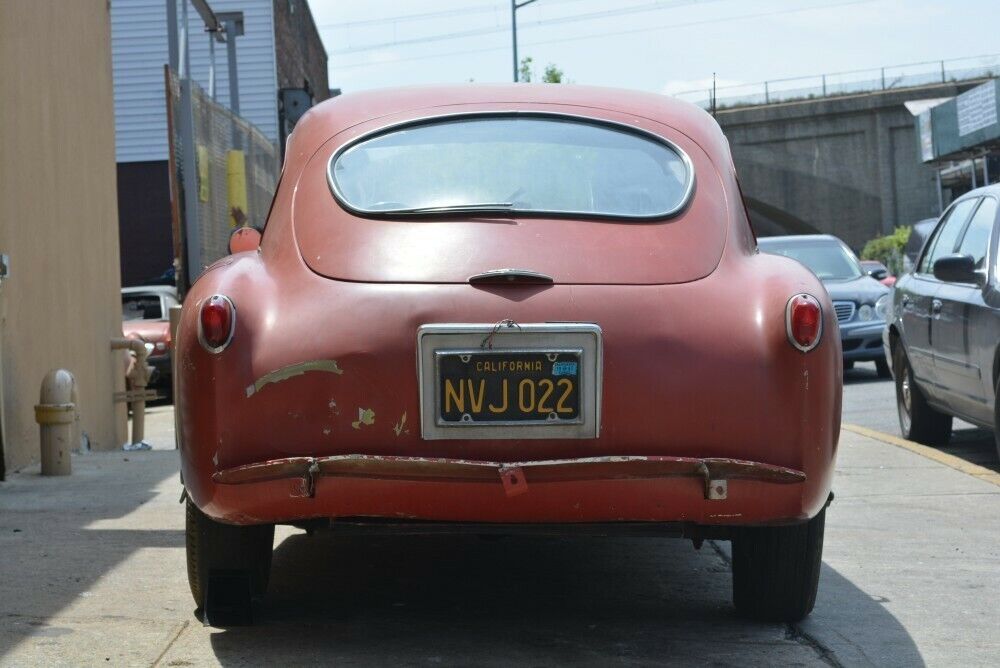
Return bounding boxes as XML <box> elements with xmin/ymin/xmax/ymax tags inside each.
<box><xmin>197</xmin><ymin>294</ymin><xmax>237</xmax><ymax>354</ymax></box>
<box><xmin>785</xmin><ymin>293</ymin><xmax>823</xmax><ymax>353</ymax></box>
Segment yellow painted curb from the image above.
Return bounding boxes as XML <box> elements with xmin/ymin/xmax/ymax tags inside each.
<box><xmin>842</xmin><ymin>423</ymin><xmax>1000</xmax><ymax>488</ymax></box>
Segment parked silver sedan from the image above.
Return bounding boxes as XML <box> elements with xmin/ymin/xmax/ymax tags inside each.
<box><xmin>883</xmin><ymin>186</ymin><xmax>1000</xmax><ymax>457</ymax></box>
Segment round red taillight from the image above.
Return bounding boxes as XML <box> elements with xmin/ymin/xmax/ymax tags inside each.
<box><xmin>198</xmin><ymin>295</ymin><xmax>235</xmax><ymax>353</ymax></box>
<box><xmin>786</xmin><ymin>293</ymin><xmax>823</xmax><ymax>352</ymax></box>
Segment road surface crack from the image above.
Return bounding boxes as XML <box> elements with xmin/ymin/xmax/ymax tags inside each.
<box><xmin>785</xmin><ymin>624</ymin><xmax>844</xmax><ymax>668</ymax></box>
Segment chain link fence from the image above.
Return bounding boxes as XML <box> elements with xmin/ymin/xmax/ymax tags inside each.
<box><xmin>674</xmin><ymin>54</ymin><xmax>1000</xmax><ymax>110</ymax></box>
<box><xmin>166</xmin><ymin>68</ymin><xmax>279</xmax><ymax>291</ymax></box>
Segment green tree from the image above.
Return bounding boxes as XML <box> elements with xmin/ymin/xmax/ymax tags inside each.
<box><xmin>861</xmin><ymin>226</ymin><xmax>911</xmax><ymax>275</ymax></box>
<box><xmin>542</xmin><ymin>63</ymin><xmax>564</xmax><ymax>83</ymax></box>
<box><xmin>518</xmin><ymin>56</ymin><xmax>534</xmax><ymax>83</ymax></box>
<box><xmin>518</xmin><ymin>57</ymin><xmax>566</xmax><ymax>83</ymax></box>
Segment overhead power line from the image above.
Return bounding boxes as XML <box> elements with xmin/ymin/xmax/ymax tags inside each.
<box><xmin>328</xmin><ymin>0</ymin><xmax>721</xmax><ymax>55</ymax></box>
<box><xmin>332</xmin><ymin>0</ymin><xmax>877</xmax><ymax>70</ymax></box>
<box><xmin>320</xmin><ymin>0</ymin><xmax>590</xmax><ymax>30</ymax></box>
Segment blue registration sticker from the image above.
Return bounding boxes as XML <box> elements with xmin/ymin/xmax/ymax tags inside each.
<box><xmin>552</xmin><ymin>361</ymin><xmax>578</xmax><ymax>376</ymax></box>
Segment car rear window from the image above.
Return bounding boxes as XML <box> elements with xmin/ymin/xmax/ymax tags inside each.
<box><xmin>760</xmin><ymin>240</ymin><xmax>863</xmax><ymax>281</ymax></box>
<box><xmin>122</xmin><ymin>295</ymin><xmax>162</xmax><ymax>321</ymax></box>
<box><xmin>329</xmin><ymin>115</ymin><xmax>693</xmax><ymax>219</ymax></box>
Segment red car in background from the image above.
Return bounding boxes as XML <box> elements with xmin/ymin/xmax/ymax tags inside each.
<box><xmin>860</xmin><ymin>260</ymin><xmax>896</xmax><ymax>287</ymax></box>
<box><xmin>177</xmin><ymin>85</ymin><xmax>841</xmax><ymax>623</ymax></box>
<box><xmin>122</xmin><ymin>286</ymin><xmax>177</xmax><ymax>396</ymax></box>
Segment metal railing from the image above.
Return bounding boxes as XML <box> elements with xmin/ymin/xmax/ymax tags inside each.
<box><xmin>673</xmin><ymin>54</ymin><xmax>1000</xmax><ymax>110</ymax></box>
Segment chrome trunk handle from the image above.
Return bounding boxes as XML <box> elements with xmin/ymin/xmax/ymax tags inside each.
<box><xmin>468</xmin><ymin>268</ymin><xmax>554</xmax><ymax>285</ymax></box>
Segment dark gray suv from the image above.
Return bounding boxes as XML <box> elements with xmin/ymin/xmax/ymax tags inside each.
<box><xmin>884</xmin><ymin>186</ymin><xmax>1000</xmax><ymax>457</ymax></box>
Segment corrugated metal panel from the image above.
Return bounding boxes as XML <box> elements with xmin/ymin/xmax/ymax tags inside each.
<box><xmin>112</xmin><ymin>0</ymin><xmax>278</xmax><ymax>163</ymax></box>
<box><xmin>112</xmin><ymin>0</ymin><xmax>171</xmax><ymax>162</ymax></box>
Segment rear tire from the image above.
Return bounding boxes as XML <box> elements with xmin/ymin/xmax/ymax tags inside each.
<box><xmin>185</xmin><ymin>498</ymin><xmax>274</xmax><ymax>608</ymax></box>
<box><xmin>731</xmin><ymin>508</ymin><xmax>825</xmax><ymax>623</ymax></box>
<box><xmin>875</xmin><ymin>358</ymin><xmax>892</xmax><ymax>379</ymax></box>
<box><xmin>893</xmin><ymin>346</ymin><xmax>952</xmax><ymax>446</ymax></box>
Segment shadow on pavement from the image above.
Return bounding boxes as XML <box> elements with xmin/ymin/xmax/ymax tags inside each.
<box><xmin>0</xmin><ymin>453</ymin><xmax>183</xmax><ymax>662</ymax></box>
<box><xmin>842</xmin><ymin>362</ymin><xmax>998</xmax><ymax>470</ymax></box>
<box><xmin>205</xmin><ymin>531</ymin><xmax>925</xmax><ymax>666</ymax></box>
<box><xmin>843</xmin><ymin>362</ymin><xmax>890</xmax><ymax>385</ymax></box>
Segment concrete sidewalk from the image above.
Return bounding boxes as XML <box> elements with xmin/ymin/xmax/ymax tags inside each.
<box><xmin>0</xmin><ymin>427</ymin><xmax>997</xmax><ymax>666</ymax></box>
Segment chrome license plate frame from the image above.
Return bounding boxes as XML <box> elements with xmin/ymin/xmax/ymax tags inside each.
<box><xmin>417</xmin><ymin>323</ymin><xmax>602</xmax><ymax>440</ymax></box>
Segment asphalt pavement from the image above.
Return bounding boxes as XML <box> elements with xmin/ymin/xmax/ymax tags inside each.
<box><xmin>1</xmin><ymin>377</ymin><xmax>998</xmax><ymax>666</ymax></box>
<box><xmin>843</xmin><ymin>361</ymin><xmax>999</xmax><ymax>473</ymax></box>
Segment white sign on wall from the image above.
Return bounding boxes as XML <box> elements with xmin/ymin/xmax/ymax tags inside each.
<box><xmin>957</xmin><ymin>81</ymin><xmax>998</xmax><ymax>137</ymax></box>
<box><xmin>919</xmin><ymin>111</ymin><xmax>934</xmax><ymax>162</ymax></box>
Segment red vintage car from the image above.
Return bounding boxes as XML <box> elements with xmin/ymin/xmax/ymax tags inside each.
<box><xmin>177</xmin><ymin>84</ymin><xmax>841</xmax><ymax>623</ymax></box>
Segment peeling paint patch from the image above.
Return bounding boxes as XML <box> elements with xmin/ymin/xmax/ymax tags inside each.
<box><xmin>328</xmin><ymin>399</ymin><xmax>340</xmax><ymax>415</ymax></box>
<box><xmin>352</xmin><ymin>407</ymin><xmax>375</xmax><ymax>430</ymax></box>
<box><xmin>245</xmin><ymin>360</ymin><xmax>343</xmax><ymax>397</ymax></box>
<box><xmin>393</xmin><ymin>411</ymin><xmax>408</xmax><ymax>436</ymax></box>
<box><xmin>322</xmin><ymin>427</ymin><xmax>331</xmax><ymax>436</ymax></box>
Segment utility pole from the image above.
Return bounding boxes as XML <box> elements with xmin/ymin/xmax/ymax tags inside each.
<box><xmin>511</xmin><ymin>0</ymin><xmax>537</xmax><ymax>82</ymax></box>
<box><xmin>711</xmin><ymin>72</ymin><xmax>717</xmax><ymax>117</ymax></box>
<box><xmin>217</xmin><ymin>12</ymin><xmax>245</xmax><ymax>147</ymax></box>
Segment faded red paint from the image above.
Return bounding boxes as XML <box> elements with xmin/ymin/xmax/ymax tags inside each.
<box><xmin>177</xmin><ymin>84</ymin><xmax>841</xmax><ymax>528</ymax></box>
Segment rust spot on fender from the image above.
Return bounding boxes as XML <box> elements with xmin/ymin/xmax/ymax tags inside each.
<box><xmin>246</xmin><ymin>359</ymin><xmax>343</xmax><ymax>397</ymax></box>
<box><xmin>393</xmin><ymin>411</ymin><xmax>408</xmax><ymax>436</ymax></box>
<box><xmin>352</xmin><ymin>407</ymin><xmax>375</xmax><ymax>430</ymax></box>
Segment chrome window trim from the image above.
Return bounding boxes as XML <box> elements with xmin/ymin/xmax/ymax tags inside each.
<box><xmin>326</xmin><ymin>110</ymin><xmax>696</xmax><ymax>221</ymax></box>
<box><xmin>196</xmin><ymin>295</ymin><xmax>237</xmax><ymax>354</ymax></box>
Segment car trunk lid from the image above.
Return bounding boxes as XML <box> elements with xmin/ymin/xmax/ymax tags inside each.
<box><xmin>291</xmin><ymin>111</ymin><xmax>729</xmax><ymax>286</ymax></box>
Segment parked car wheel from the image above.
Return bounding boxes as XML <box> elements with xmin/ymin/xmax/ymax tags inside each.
<box><xmin>185</xmin><ymin>499</ymin><xmax>274</xmax><ymax>608</ymax></box>
<box><xmin>893</xmin><ymin>347</ymin><xmax>952</xmax><ymax>446</ymax></box>
<box><xmin>875</xmin><ymin>358</ymin><xmax>892</xmax><ymax>379</ymax></box>
<box><xmin>731</xmin><ymin>508</ymin><xmax>825</xmax><ymax>622</ymax></box>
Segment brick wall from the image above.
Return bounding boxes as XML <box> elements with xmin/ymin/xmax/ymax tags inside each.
<box><xmin>273</xmin><ymin>0</ymin><xmax>330</xmax><ymax>103</ymax></box>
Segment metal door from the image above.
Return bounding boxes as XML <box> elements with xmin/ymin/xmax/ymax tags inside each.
<box><xmin>904</xmin><ymin>198</ymin><xmax>978</xmax><ymax>393</ymax></box>
<box><xmin>931</xmin><ymin>197</ymin><xmax>997</xmax><ymax>423</ymax></box>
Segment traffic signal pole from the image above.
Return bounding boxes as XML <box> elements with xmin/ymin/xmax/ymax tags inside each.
<box><xmin>511</xmin><ymin>0</ymin><xmax>538</xmax><ymax>82</ymax></box>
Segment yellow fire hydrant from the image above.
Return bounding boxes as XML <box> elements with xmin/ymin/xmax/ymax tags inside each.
<box><xmin>34</xmin><ymin>369</ymin><xmax>78</xmax><ymax>476</ymax></box>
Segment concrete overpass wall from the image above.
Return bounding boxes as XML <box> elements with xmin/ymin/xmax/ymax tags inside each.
<box><xmin>716</xmin><ymin>81</ymin><xmax>984</xmax><ymax>249</ymax></box>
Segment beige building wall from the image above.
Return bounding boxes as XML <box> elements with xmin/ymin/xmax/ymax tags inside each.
<box><xmin>0</xmin><ymin>0</ymin><xmax>127</xmax><ymax>475</ymax></box>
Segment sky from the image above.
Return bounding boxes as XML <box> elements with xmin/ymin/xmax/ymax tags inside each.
<box><xmin>308</xmin><ymin>0</ymin><xmax>1000</xmax><ymax>104</ymax></box>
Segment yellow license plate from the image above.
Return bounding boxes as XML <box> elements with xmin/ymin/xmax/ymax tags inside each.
<box><xmin>437</xmin><ymin>350</ymin><xmax>582</xmax><ymax>425</ymax></box>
